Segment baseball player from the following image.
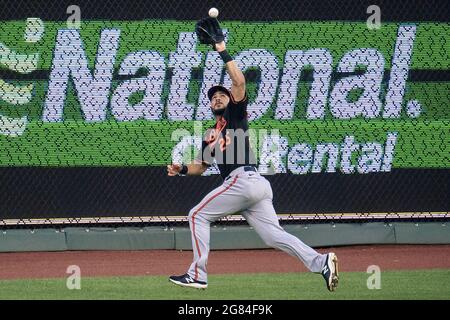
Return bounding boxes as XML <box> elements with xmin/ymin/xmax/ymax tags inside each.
<box><xmin>167</xmin><ymin>18</ymin><xmax>339</xmax><ymax>291</ymax></box>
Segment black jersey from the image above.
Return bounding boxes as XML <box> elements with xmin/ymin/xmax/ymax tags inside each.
<box><xmin>197</xmin><ymin>92</ymin><xmax>257</xmax><ymax>180</ymax></box>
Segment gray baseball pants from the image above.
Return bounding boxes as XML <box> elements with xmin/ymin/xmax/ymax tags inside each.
<box><xmin>187</xmin><ymin>166</ymin><xmax>327</xmax><ymax>282</ymax></box>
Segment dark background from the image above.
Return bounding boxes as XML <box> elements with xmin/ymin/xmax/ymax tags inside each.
<box><xmin>1</xmin><ymin>0</ymin><xmax>449</xmax><ymax>22</ymax></box>
<box><xmin>0</xmin><ymin>168</ymin><xmax>448</xmax><ymax>219</ymax></box>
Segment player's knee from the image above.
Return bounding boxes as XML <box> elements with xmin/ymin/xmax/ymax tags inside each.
<box><xmin>188</xmin><ymin>207</ymin><xmax>207</xmax><ymax>221</ymax></box>
<box><xmin>188</xmin><ymin>207</ymin><xmax>197</xmax><ymax>219</ymax></box>
<box><xmin>262</xmin><ymin>236</ymin><xmax>278</xmax><ymax>248</ymax></box>
<box><xmin>263</xmin><ymin>232</ymin><xmax>284</xmax><ymax>248</ymax></box>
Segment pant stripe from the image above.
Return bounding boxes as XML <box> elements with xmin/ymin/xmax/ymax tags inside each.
<box><xmin>191</xmin><ymin>175</ymin><xmax>239</xmax><ymax>280</ymax></box>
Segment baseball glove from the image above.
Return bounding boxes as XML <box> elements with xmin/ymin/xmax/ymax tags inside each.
<box><xmin>195</xmin><ymin>17</ymin><xmax>224</xmax><ymax>46</ymax></box>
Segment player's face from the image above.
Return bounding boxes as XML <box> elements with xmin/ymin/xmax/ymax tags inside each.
<box><xmin>210</xmin><ymin>91</ymin><xmax>230</xmax><ymax>111</ymax></box>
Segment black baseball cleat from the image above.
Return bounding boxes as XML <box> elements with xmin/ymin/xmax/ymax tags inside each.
<box><xmin>321</xmin><ymin>252</ymin><xmax>339</xmax><ymax>291</ymax></box>
<box><xmin>169</xmin><ymin>273</ymin><xmax>208</xmax><ymax>289</ymax></box>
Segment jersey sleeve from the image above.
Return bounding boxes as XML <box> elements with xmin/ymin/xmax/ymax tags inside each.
<box><xmin>228</xmin><ymin>91</ymin><xmax>248</xmax><ymax>119</ymax></box>
<box><xmin>195</xmin><ymin>140</ymin><xmax>214</xmax><ymax>167</ymax></box>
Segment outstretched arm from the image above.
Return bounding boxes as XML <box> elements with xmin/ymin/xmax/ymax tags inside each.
<box><xmin>215</xmin><ymin>41</ymin><xmax>246</xmax><ymax>102</ymax></box>
<box><xmin>195</xmin><ymin>18</ymin><xmax>246</xmax><ymax>101</ymax></box>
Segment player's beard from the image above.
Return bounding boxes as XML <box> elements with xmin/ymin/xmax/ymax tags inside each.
<box><xmin>212</xmin><ymin>107</ymin><xmax>226</xmax><ymax>116</ymax></box>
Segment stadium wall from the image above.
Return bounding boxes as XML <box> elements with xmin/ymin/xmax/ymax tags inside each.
<box><xmin>1</xmin><ymin>222</ymin><xmax>449</xmax><ymax>252</ymax></box>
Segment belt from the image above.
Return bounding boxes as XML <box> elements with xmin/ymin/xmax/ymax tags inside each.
<box><xmin>225</xmin><ymin>166</ymin><xmax>257</xmax><ymax>180</ymax></box>
<box><xmin>243</xmin><ymin>166</ymin><xmax>257</xmax><ymax>173</ymax></box>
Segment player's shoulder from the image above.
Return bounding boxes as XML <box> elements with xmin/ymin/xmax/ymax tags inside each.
<box><xmin>228</xmin><ymin>91</ymin><xmax>248</xmax><ymax>107</ymax></box>
<box><xmin>226</xmin><ymin>91</ymin><xmax>248</xmax><ymax>121</ymax></box>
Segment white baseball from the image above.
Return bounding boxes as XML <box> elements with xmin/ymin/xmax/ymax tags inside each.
<box><xmin>208</xmin><ymin>7</ymin><xmax>219</xmax><ymax>18</ymax></box>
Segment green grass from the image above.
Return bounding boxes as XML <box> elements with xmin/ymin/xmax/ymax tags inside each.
<box><xmin>0</xmin><ymin>269</ymin><xmax>448</xmax><ymax>300</ymax></box>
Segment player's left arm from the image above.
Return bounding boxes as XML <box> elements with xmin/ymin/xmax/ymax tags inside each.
<box><xmin>215</xmin><ymin>41</ymin><xmax>246</xmax><ymax>102</ymax></box>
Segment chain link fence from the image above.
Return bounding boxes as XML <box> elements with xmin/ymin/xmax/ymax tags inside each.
<box><xmin>0</xmin><ymin>0</ymin><xmax>448</xmax><ymax>228</ymax></box>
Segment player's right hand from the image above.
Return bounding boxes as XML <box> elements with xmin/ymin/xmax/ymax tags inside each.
<box><xmin>167</xmin><ymin>164</ymin><xmax>182</xmax><ymax>176</ymax></box>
